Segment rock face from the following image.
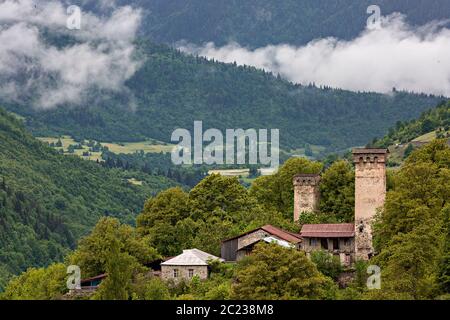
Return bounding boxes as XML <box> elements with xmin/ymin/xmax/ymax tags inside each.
<box><xmin>293</xmin><ymin>174</ymin><xmax>321</xmax><ymax>222</ymax></box>
<box><xmin>352</xmin><ymin>149</ymin><xmax>389</xmax><ymax>261</ymax></box>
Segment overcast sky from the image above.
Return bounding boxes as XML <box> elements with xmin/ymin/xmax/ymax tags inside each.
<box><xmin>0</xmin><ymin>0</ymin><xmax>142</xmax><ymax>109</ymax></box>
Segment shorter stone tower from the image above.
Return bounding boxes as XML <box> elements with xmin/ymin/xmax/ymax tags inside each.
<box><xmin>293</xmin><ymin>174</ymin><xmax>321</xmax><ymax>222</ymax></box>
<box><xmin>353</xmin><ymin>148</ymin><xmax>389</xmax><ymax>261</ymax></box>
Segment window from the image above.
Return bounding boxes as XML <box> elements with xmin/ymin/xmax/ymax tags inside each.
<box><xmin>333</xmin><ymin>238</ymin><xmax>340</xmax><ymax>250</ymax></box>
<box><xmin>173</xmin><ymin>269</ymin><xmax>179</xmax><ymax>278</ymax></box>
<box><xmin>344</xmin><ymin>238</ymin><xmax>350</xmax><ymax>247</ymax></box>
<box><xmin>345</xmin><ymin>254</ymin><xmax>351</xmax><ymax>265</ymax></box>
<box><xmin>321</xmin><ymin>238</ymin><xmax>328</xmax><ymax>250</ymax></box>
<box><xmin>310</xmin><ymin>238</ymin><xmax>317</xmax><ymax>246</ymax></box>
<box><xmin>188</xmin><ymin>269</ymin><xmax>194</xmax><ymax>278</ymax></box>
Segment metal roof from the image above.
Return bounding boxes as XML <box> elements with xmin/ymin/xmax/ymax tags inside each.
<box><xmin>161</xmin><ymin>249</ymin><xmax>223</xmax><ymax>266</ymax></box>
<box><xmin>300</xmin><ymin>223</ymin><xmax>355</xmax><ymax>238</ymax></box>
<box><xmin>222</xmin><ymin>225</ymin><xmax>302</xmax><ymax>244</ymax></box>
<box><xmin>263</xmin><ymin>236</ymin><xmax>296</xmax><ymax>248</ymax></box>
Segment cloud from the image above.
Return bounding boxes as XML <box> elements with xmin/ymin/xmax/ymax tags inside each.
<box><xmin>180</xmin><ymin>14</ymin><xmax>450</xmax><ymax>97</ymax></box>
<box><xmin>0</xmin><ymin>0</ymin><xmax>142</xmax><ymax>109</ymax></box>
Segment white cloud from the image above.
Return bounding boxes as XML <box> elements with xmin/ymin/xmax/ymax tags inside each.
<box><xmin>180</xmin><ymin>14</ymin><xmax>450</xmax><ymax>96</ymax></box>
<box><xmin>0</xmin><ymin>0</ymin><xmax>142</xmax><ymax>109</ymax></box>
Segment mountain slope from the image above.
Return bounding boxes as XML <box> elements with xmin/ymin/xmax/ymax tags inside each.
<box><xmin>0</xmin><ymin>108</ymin><xmax>177</xmax><ymax>289</ymax></box>
<box><xmin>117</xmin><ymin>0</ymin><xmax>450</xmax><ymax>48</ymax></box>
<box><xmin>6</xmin><ymin>42</ymin><xmax>445</xmax><ymax>154</ymax></box>
<box><xmin>369</xmin><ymin>100</ymin><xmax>450</xmax><ymax>165</ymax></box>
<box><xmin>372</xmin><ymin>100</ymin><xmax>450</xmax><ymax>148</ymax></box>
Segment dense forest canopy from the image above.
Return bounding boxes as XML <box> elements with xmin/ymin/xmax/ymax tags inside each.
<box><xmin>4</xmin><ymin>41</ymin><xmax>444</xmax><ymax>154</ymax></box>
<box><xmin>84</xmin><ymin>0</ymin><xmax>450</xmax><ymax>48</ymax></box>
<box><xmin>0</xmin><ymin>107</ymin><xmax>178</xmax><ymax>290</ymax></box>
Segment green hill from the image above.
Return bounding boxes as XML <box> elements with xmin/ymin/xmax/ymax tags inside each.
<box><xmin>370</xmin><ymin>101</ymin><xmax>450</xmax><ymax>165</ymax></box>
<box><xmin>0</xmin><ymin>108</ymin><xmax>177</xmax><ymax>289</ymax></box>
<box><xmin>5</xmin><ymin>42</ymin><xmax>444</xmax><ymax>155</ymax></box>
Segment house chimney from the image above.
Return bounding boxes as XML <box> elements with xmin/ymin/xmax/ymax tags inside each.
<box><xmin>293</xmin><ymin>174</ymin><xmax>321</xmax><ymax>222</ymax></box>
<box><xmin>352</xmin><ymin>148</ymin><xmax>389</xmax><ymax>260</ymax></box>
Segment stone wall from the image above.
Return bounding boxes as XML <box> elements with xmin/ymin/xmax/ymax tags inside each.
<box><xmin>302</xmin><ymin>237</ymin><xmax>355</xmax><ymax>267</ymax></box>
<box><xmin>237</xmin><ymin>229</ymin><xmax>269</xmax><ymax>250</ymax></box>
<box><xmin>161</xmin><ymin>265</ymin><xmax>208</xmax><ymax>281</ymax></box>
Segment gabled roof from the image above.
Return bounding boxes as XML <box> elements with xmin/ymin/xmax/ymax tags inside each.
<box><xmin>161</xmin><ymin>249</ymin><xmax>223</xmax><ymax>266</ymax></box>
<box><xmin>263</xmin><ymin>236</ymin><xmax>296</xmax><ymax>248</ymax></box>
<box><xmin>222</xmin><ymin>225</ymin><xmax>302</xmax><ymax>244</ymax></box>
<box><xmin>300</xmin><ymin>223</ymin><xmax>355</xmax><ymax>238</ymax></box>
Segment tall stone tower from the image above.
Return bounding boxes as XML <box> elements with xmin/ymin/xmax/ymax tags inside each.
<box><xmin>352</xmin><ymin>148</ymin><xmax>389</xmax><ymax>260</ymax></box>
<box><xmin>293</xmin><ymin>174</ymin><xmax>321</xmax><ymax>222</ymax></box>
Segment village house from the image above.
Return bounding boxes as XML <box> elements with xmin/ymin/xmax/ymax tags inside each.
<box><xmin>299</xmin><ymin>223</ymin><xmax>355</xmax><ymax>267</ymax></box>
<box><xmin>161</xmin><ymin>249</ymin><xmax>223</xmax><ymax>281</ymax></box>
<box><xmin>221</xmin><ymin>225</ymin><xmax>302</xmax><ymax>262</ymax></box>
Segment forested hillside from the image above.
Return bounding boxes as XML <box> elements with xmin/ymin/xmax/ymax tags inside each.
<box><xmin>0</xmin><ymin>108</ymin><xmax>177</xmax><ymax>289</ymax></box>
<box><xmin>2</xmin><ymin>140</ymin><xmax>448</xmax><ymax>300</ymax></box>
<box><xmin>111</xmin><ymin>0</ymin><xmax>450</xmax><ymax>48</ymax></box>
<box><xmin>372</xmin><ymin>100</ymin><xmax>450</xmax><ymax>148</ymax></box>
<box><xmin>6</xmin><ymin>41</ymin><xmax>443</xmax><ymax>154</ymax></box>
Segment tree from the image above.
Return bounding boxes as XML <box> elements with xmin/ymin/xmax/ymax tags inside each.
<box><xmin>319</xmin><ymin>160</ymin><xmax>355</xmax><ymax>222</ymax></box>
<box><xmin>372</xmin><ymin>140</ymin><xmax>450</xmax><ymax>299</ymax></box>
<box><xmin>310</xmin><ymin>250</ymin><xmax>343</xmax><ymax>280</ymax></box>
<box><xmin>250</xmin><ymin>157</ymin><xmax>323</xmax><ymax>217</ymax></box>
<box><xmin>232</xmin><ymin>243</ymin><xmax>335</xmax><ymax>300</ymax></box>
<box><xmin>93</xmin><ymin>236</ymin><xmax>134</xmax><ymax>300</ymax></box>
<box><xmin>403</xmin><ymin>143</ymin><xmax>414</xmax><ymax>159</ymax></box>
<box><xmin>69</xmin><ymin>217</ymin><xmax>159</xmax><ymax>278</ymax></box>
<box><xmin>1</xmin><ymin>263</ymin><xmax>67</xmax><ymax>300</ymax></box>
<box><xmin>189</xmin><ymin>174</ymin><xmax>253</xmax><ymax>221</ymax></box>
<box><xmin>137</xmin><ymin>187</ymin><xmax>190</xmax><ymax>233</ymax></box>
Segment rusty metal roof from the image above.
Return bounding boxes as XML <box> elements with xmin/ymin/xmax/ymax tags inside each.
<box><xmin>222</xmin><ymin>225</ymin><xmax>302</xmax><ymax>244</ymax></box>
<box><xmin>300</xmin><ymin>223</ymin><xmax>355</xmax><ymax>238</ymax></box>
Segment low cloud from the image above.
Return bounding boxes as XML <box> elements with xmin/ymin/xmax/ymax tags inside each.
<box><xmin>0</xmin><ymin>0</ymin><xmax>142</xmax><ymax>109</ymax></box>
<box><xmin>180</xmin><ymin>14</ymin><xmax>450</xmax><ymax>96</ymax></box>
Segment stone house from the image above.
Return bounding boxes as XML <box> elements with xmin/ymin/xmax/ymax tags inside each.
<box><xmin>299</xmin><ymin>223</ymin><xmax>355</xmax><ymax>267</ymax></box>
<box><xmin>221</xmin><ymin>225</ymin><xmax>302</xmax><ymax>262</ymax></box>
<box><xmin>161</xmin><ymin>249</ymin><xmax>223</xmax><ymax>281</ymax></box>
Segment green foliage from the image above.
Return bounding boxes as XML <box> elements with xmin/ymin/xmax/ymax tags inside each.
<box><xmin>69</xmin><ymin>217</ymin><xmax>159</xmax><ymax>279</ymax></box>
<box><xmin>135</xmin><ymin>0</ymin><xmax>450</xmax><ymax>48</ymax></box>
<box><xmin>371</xmin><ymin>140</ymin><xmax>450</xmax><ymax>299</ymax></box>
<box><xmin>7</xmin><ymin>41</ymin><xmax>443</xmax><ymax>155</ymax></box>
<box><xmin>232</xmin><ymin>243</ymin><xmax>335</xmax><ymax>300</ymax></box>
<box><xmin>319</xmin><ymin>160</ymin><xmax>355</xmax><ymax>222</ymax></box>
<box><xmin>143</xmin><ymin>277</ymin><xmax>171</xmax><ymax>300</ymax></box>
<box><xmin>1</xmin><ymin>263</ymin><xmax>67</xmax><ymax>300</ymax></box>
<box><xmin>250</xmin><ymin>157</ymin><xmax>323</xmax><ymax>217</ymax></box>
<box><xmin>310</xmin><ymin>250</ymin><xmax>343</xmax><ymax>281</ymax></box>
<box><xmin>92</xmin><ymin>236</ymin><xmax>135</xmax><ymax>300</ymax></box>
<box><xmin>137</xmin><ymin>174</ymin><xmax>299</xmax><ymax>257</ymax></box>
<box><xmin>0</xmin><ymin>108</ymin><xmax>177</xmax><ymax>289</ymax></box>
<box><xmin>403</xmin><ymin>144</ymin><xmax>415</xmax><ymax>159</ymax></box>
<box><xmin>373</xmin><ymin>100</ymin><xmax>450</xmax><ymax>148</ymax></box>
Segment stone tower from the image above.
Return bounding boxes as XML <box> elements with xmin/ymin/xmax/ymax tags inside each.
<box><xmin>293</xmin><ymin>174</ymin><xmax>321</xmax><ymax>222</ymax></box>
<box><xmin>352</xmin><ymin>148</ymin><xmax>389</xmax><ymax>260</ymax></box>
